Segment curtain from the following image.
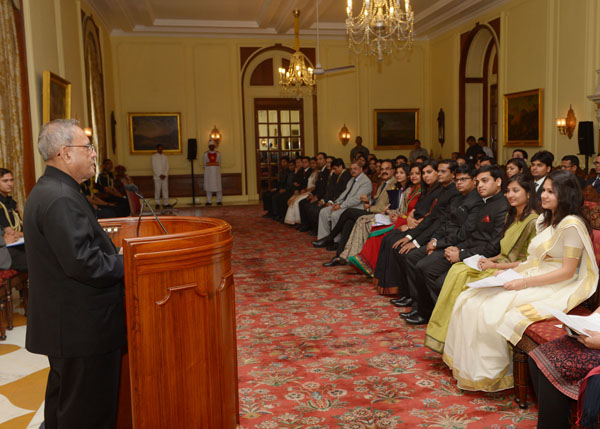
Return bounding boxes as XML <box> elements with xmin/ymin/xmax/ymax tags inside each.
<box><xmin>0</xmin><ymin>0</ymin><xmax>25</xmax><ymax>208</ymax></box>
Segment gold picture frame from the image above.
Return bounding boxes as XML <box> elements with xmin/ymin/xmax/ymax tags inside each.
<box><xmin>374</xmin><ymin>109</ymin><xmax>420</xmax><ymax>150</ymax></box>
<box><xmin>128</xmin><ymin>113</ymin><xmax>182</xmax><ymax>154</ymax></box>
<box><xmin>42</xmin><ymin>71</ymin><xmax>71</xmax><ymax>124</ymax></box>
<box><xmin>503</xmin><ymin>88</ymin><xmax>543</xmax><ymax>147</ymax></box>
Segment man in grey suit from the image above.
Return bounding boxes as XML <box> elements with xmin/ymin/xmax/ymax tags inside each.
<box><xmin>314</xmin><ymin>160</ymin><xmax>372</xmax><ymax>242</ymax></box>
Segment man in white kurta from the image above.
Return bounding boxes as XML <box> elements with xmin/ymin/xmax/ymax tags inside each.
<box><xmin>151</xmin><ymin>144</ymin><xmax>169</xmax><ymax>208</ymax></box>
<box><xmin>203</xmin><ymin>140</ymin><xmax>222</xmax><ymax>205</ymax></box>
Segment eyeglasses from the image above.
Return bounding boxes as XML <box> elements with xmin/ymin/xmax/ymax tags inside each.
<box><xmin>65</xmin><ymin>143</ymin><xmax>96</xmax><ymax>153</ymax></box>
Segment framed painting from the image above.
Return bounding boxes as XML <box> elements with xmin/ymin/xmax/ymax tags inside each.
<box><xmin>374</xmin><ymin>109</ymin><xmax>419</xmax><ymax>150</ymax></box>
<box><xmin>42</xmin><ymin>71</ymin><xmax>71</xmax><ymax>124</ymax></box>
<box><xmin>128</xmin><ymin>113</ymin><xmax>182</xmax><ymax>154</ymax></box>
<box><xmin>503</xmin><ymin>89</ymin><xmax>543</xmax><ymax>147</ymax></box>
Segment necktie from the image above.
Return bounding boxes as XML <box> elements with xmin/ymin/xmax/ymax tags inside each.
<box><xmin>341</xmin><ymin>179</ymin><xmax>356</xmax><ymax>202</ymax></box>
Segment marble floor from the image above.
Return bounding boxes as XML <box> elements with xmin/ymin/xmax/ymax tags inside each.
<box><xmin>0</xmin><ymin>300</ymin><xmax>46</xmax><ymax>429</ymax></box>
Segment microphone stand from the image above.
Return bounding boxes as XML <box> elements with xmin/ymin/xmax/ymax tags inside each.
<box><xmin>134</xmin><ymin>191</ymin><xmax>169</xmax><ymax>237</ymax></box>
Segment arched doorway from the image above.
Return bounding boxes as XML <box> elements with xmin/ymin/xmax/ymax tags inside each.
<box><xmin>459</xmin><ymin>20</ymin><xmax>500</xmax><ymax>156</ymax></box>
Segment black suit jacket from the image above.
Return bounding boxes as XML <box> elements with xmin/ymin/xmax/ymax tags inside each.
<box><xmin>535</xmin><ymin>177</ymin><xmax>547</xmax><ymax>199</ymax></box>
<box><xmin>456</xmin><ymin>192</ymin><xmax>509</xmax><ymax>260</ymax></box>
<box><xmin>409</xmin><ymin>183</ymin><xmax>460</xmax><ymax>246</ymax></box>
<box><xmin>433</xmin><ymin>189</ymin><xmax>484</xmax><ymax>248</ymax></box>
<box><xmin>328</xmin><ymin>169</ymin><xmax>352</xmax><ymax>201</ymax></box>
<box><xmin>313</xmin><ymin>167</ymin><xmax>330</xmax><ymax>200</ymax></box>
<box><xmin>24</xmin><ymin>166</ymin><xmax>126</xmax><ymax>358</ymax></box>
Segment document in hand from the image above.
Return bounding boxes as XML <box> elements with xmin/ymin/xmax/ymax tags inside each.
<box><xmin>373</xmin><ymin>214</ymin><xmax>393</xmax><ymax>227</ymax></box>
<box><xmin>466</xmin><ymin>269</ymin><xmax>523</xmax><ymax>288</ymax></box>
<box><xmin>463</xmin><ymin>254</ymin><xmax>483</xmax><ymax>271</ymax></box>
<box><xmin>542</xmin><ymin>307</ymin><xmax>600</xmax><ymax>337</ymax></box>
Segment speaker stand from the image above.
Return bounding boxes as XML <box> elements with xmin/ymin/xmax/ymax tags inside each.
<box><xmin>190</xmin><ymin>159</ymin><xmax>196</xmax><ymax>207</ymax></box>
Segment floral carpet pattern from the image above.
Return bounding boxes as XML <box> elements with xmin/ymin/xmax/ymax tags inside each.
<box><xmin>203</xmin><ymin>204</ymin><xmax>539</xmax><ymax>428</ymax></box>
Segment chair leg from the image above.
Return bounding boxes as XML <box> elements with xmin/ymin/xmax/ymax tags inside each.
<box><xmin>513</xmin><ymin>346</ymin><xmax>529</xmax><ymax>409</ymax></box>
<box><xmin>5</xmin><ymin>282</ymin><xmax>13</xmax><ymax>330</ymax></box>
<box><xmin>0</xmin><ymin>286</ymin><xmax>7</xmax><ymax>341</ymax></box>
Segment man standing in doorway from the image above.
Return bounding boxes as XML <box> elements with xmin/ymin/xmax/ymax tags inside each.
<box><xmin>24</xmin><ymin>119</ymin><xmax>125</xmax><ymax>429</ymax></box>
<box><xmin>152</xmin><ymin>144</ymin><xmax>169</xmax><ymax>209</ymax></box>
<box><xmin>203</xmin><ymin>139</ymin><xmax>222</xmax><ymax>206</ymax></box>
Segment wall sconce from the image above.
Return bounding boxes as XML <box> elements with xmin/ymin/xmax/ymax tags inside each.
<box><xmin>83</xmin><ymin>127</ymin><xmax>93</xmax><ymax>137</ymax></box>
<box><xmin>339</xmin><ymin>124</ymin><xmax>351</xmax><ymax>145</ymax></box>
<box><xmin>209</xmin><ymin>125</ymin><xmax>222</xmax><ymax>144</ymax></box>
<box><xmin>556</xmin><ymin>105</ymin><xmax>576</xmax><ymax>139</ymax></box>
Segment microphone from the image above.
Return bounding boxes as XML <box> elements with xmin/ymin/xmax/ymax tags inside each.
<box><xmin>133</xmin><ymin>191</ymin><xmax>169</xmax><ymax>237</ymax></box>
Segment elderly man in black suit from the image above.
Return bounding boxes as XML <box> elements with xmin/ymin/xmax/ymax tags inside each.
<box><xmin>24</xmin><ymin>119</ymin><xmax>125</xmax><ymax>429</ymax></box>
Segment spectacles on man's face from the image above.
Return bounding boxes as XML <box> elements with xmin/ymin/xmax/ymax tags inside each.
<box><xmin>65</xmin><ymin>143</ymin><xmax>96</xmax><ymax>153</ymax></box>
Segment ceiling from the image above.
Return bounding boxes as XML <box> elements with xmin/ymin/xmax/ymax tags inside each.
<box><xmin>87</xmin><ymin>0</ymin><xmax>508</xmax><ymax>39</ymax></box>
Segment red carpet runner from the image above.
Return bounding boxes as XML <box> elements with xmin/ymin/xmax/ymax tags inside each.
<box><xmin>204</xmin><ymin>205</ymin><xmax>538</xmax><ymax>428</ymax></box>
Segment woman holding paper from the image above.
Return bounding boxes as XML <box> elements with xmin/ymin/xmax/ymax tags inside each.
<box><xmin>528</xmin><ymin>316</ymin><xmax>600</xmax><ymax>428</ymax></box>
<box><xmin>425</xmin><ymin>174</ymin><xmax>538</xmax><ymax>353</ymax></box>
<box><xmin>443</xmin><ymin>170</ymin><xmax>598</xmax><ymax>392</ymax></box>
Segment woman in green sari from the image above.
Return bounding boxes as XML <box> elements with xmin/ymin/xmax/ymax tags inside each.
<box><xmin>425</xmin><ymin>174</ymin><xmax>538</xmax><ymax>353</ymax></box>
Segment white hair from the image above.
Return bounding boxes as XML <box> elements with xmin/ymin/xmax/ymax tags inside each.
<box><xmin>38</xmin><ymin>119</ymin><xmax>80</xmax><ymax>161</ymax></box>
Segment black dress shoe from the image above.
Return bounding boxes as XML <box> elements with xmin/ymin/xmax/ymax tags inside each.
<box><xmin>323</xmin><ymin>257</ymin><xmax>346</xmax><ymax>267</ymax></box>
<box><xmin>405</xmin><ymin>314</ymin><xmax>429</xmax><ymax>325</ymax></box>
<box><xmin>262</xmin><ymin>213</ymin><xmax>273</xmax><ymax>218</ymax></box>
<box><xmin>326</xmin><ymin>242</ymin><xmax>339</xmax><ymax>251</ymax></box>
<box><xmin>400</xmin><ymin>310</ymin><xmax>418</xmax><ymax>319</ymax></box>
<box><xmin>312</xmin><ymin>237</ymin><xmax>332</xmax><ymax>248</ymax></box>
<box><xmin>390</xmin><ymin>297</ymin><xmax>413</xmax><ymax>307</ymax></box>
<box><xmin>309</xmin><ymin>230</ymin><xmax>317</xmax><ymax>236</ymax></box>
<box><xmin>298</xmin><ymin>225</ymin><xmax>310</xmax><ymax>232</ymax></box>
<box><xmin>217</xmin><ymin>202</ymin><xmax>222</xmax><ymax>206</ymax></box>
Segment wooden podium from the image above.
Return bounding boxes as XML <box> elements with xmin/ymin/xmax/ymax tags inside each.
<box><xmin>99</xmin><ymin>216</ymin><xmax>239</xmax><ymax>428</ymax></box>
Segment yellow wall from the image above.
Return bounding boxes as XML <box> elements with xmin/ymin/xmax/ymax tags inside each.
<box><xmin>23</xmin><ymin>0</ymin><xmax>115</xmax><ymax>175</ymax></box>
<box><xmin>111</xmin><ymin>36</ymin><xmax>431</xmax><ymax>200</ymax></box>
<box><xmin>429</xmin><ymin>0</ymin><xmax>600</xmax><ymax>164</ymax></box>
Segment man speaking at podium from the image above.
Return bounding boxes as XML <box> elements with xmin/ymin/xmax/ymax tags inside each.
<box><xmin>24</xmin><ymin>119</ymin><xmax>126</xmax><ymax>429</ymax></box>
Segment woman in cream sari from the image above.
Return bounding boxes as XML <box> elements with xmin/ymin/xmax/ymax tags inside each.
<box><xmin>443</xmin><ymin>170</ymin><xmax>598</xmax><ymax>392</ymax></box>
<box><xmin>425</xmin><ymin>174</ymin><xmax>538</xmax><ymax>353</ymax></box>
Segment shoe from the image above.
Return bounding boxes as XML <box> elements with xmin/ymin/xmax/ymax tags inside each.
<box><xmin>298</xmin><ymin>225</ymin><xmax>310</xmax><ymax>232</ymax></box>
<box><xmin>390</xmin><ymin>297</ymin><xmax>413</xmax><ymax>307</ymax></box>
<box><xmin>217</xmin><ymin>202</ymin><xmax>222</xmax><ymax>206</ymax></box>
<box><xmin>326</xmin><ymin>243</ymin><xmax>339</xmax><ymax>251</ymax></box>
<box><xmin>309</xmin><ymin>230</ymin><xmax>317</xmax><ymax>236</ymax></box>
<box><xmin>400</xmin><ymin>310</ymin><xmax>418</xmax><ymax>319</ymax></box>
<box><xmin>164</xmin><ymin>204</ymin><xmax>173</xmax><ymax>209</ymax></box>
<box><xmin>312</xmin><ymin>237</ymin><xmax>332</xmax><ymax>248</ymax></box>
<box><xmin>405</xmin><ymin>314</ymin><xmax>429</xmax><ymax>325</ymax></box>
<box><xmin>155</xmin><ymin>204</ymin><xmax>160</xmax><ymax>210</ymax></box>
<box><xmin>262</xmin><ymin>213</ymin><xmax>273</xmax><ymax>218</ymax></box>
<box><xmin>205</xmin><ymin>202</ymin><xmax>212</xmax><ymax>206</ymax></box>
<box><xmin>323</xmin><ymin>257</ymin><xmax>345</xmax><ymax>267</ymax></box>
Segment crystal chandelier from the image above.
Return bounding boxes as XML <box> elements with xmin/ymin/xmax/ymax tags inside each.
<box><xmin>346</xmin><ymin>0</ymin><xmax>414</xmax><ymax>61</ymax></box>
<box><xmin>278</xmin><ymin>10</ymin><xmax>315</xmax><ymax>96</ymax></box>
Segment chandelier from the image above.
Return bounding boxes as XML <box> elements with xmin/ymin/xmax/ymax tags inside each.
<box><xmin>346</xmin><ymin>0</ymin><xmax>414</xmax><ymax>61</ymax></box>
<box><xmin>278</xmin><ymin>10</ymin><xmax>315</xmax><ymax>96</ymax></box>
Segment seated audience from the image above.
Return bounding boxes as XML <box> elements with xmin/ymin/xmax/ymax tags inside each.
<box><xmin>456</xmin><ymin>154</ymin><xmax>467</xmax><ymax>166</ymax></box>
<box><xmin>285</xmin><ymin>157</ymin><xmax>318</xmax><ymax>225</ymax></box>
<box><xmin>414</xmin><ymin>155</ymin><xmax>428</xmax><ymax>164</ymax></box>
<box><xmin>314</xmin><ymin>161</ymin><xmax>372</xmax><ymax>242</ymax></box>
<box><xmin>465</xmin><ymin>135</ymin><xmax>483</xmax><ymax>165</ymax></box>
<box><xmin>561</xmin><ymin>155</ymin><xmax>586</xmax><ymax>188</ymax></box>
<box><xmin>263</xmin><ymin>157</ymin><xmax>291</xmax><ymax>217</ymax></box>
<box><xmin>374</xmin><ymin>160</ymin><xmax>459</xmax><ymax>296</ymax></box>
<box><xmin>478</xmin><ymin>155</ymin><xmax>495</xmax><ymax>167</ymax></box>
<box><xmin>443</xmin><ymin>170</ymin><xmax>598</xmax><ymax>392</ymax></box>
<box><xmin>297</xmin><ymin>154</ymin><xmax>331</xmax><ymax>231</ymax></box>
<box><xmin>80</xmin><ymin>179</ymin><xmax>119</xmax><ymax>219</ymax></box>
<box><xmin>478</xmin><ymin>137</ymin><xmax>493</xmax><ymax>157</ymax></box>
<box><xmin>272</xmin><ymin>158</ymin><xmax>303</xmax><ymax>221</ymax></box>
<box><xmin>425</xmin><ymin>173</ymin><xmax>538</xmax><ymax>352</ymax></box>
<box><xmin>96</xmin><ymin>159</ymin><xmax>129</xmax><ymax>216</ymax></box>
<box><xmin>114</xmin><ymin>164</ymin><xmax>138</xmax><ymax>193</ymax></box>
<box><xmin>0</xmin><ymin>168</ymin><xmax>26</xmax><ymax>271</ymax></box>
<box><xmin>395</xmin><ymin>155</ymin><xmax>408</xmax><ymax>166</ymax></box>
<box><xmin>528</xmin><ymin>309</ymin><xmax>600</xmax><ymax>428</ymax></box>
<box><xmin>339</xmin><ymin>164</ymin><xmax>410</xmax><ymax>265</ymax></box>
<box><xmin>348</xmin><ymin>163</ymin><xmax>424</xmax><ymax>278</ymax></box>
<box><xmin>505</xmin><ymin>157</ymin><xmax>528</xmax><ymax>179</ymax></box>
<box><xmin>531</xmin><ymin>150</ymin><xmax>554</xmax><ymax>198</ymax></box>
<box><xmin>586</xmin><ymin>154</ymin><xmax>600</xmax><ymax>194</ymax></box>
<box><xmin>317</xmin><ymin>159</ymin><xmax>397</xmax><ymax>265</ymax></box>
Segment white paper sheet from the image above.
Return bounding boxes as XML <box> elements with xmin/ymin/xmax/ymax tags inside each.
<box><xmin>6</xmin><ymin>237</ymin><xmax>24</xmax><ymax>247</ymax></box>
<box><xmin>542</xmin><ymin>307</ymin><xmax>600</xmax><ymax>337</ymax></box>
<box><xmin>463</xmin><ymin>254</ymin><xmax>483</xmax><ymax>271</ymax></box>
<box><xmin>373</xmin><ymin>214</ymin><xmax>392</xmax><ymax>226</ymax></box>
<box><xmin>466</xmin><ymin>269</ymin><xmax>523</xmax><ymax>288</ymax></box>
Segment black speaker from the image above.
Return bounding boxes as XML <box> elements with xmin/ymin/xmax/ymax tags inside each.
<box><xmin>578</xmin><ymin>121</ymin><xmax>595</xmax><ymax>156</ymax></box>
<box><xmin>187</xmin><ymin>138</ymin><xmax>197</xmax><ymax>160</ymax></box>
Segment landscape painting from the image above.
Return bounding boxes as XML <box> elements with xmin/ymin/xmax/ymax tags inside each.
<box><xmin>503</xmin><ymin>89</ymin><xmax>543</xmax><ymax>147</ymax></box>
<box><xmin>129</xmin><ymin>113</ymin><xmax>182</xmax><ymax>153</ymax></box>
<box><xmin>374</xmin><ymin>109</ymin><xmax>419</xmax><ymax>150</ymax></box>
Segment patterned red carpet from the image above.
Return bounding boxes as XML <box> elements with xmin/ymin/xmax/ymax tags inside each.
<box><xmin>200</xmin><ymin>204</ymin><xmax>539</xmax><ymax>428</ymax></box>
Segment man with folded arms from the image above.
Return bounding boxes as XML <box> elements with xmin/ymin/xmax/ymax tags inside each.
<box><xmin>24</xmin><ymin>119</ymin><xmax>125</xmax><ymax>428</ymax></box>
<box><xmin>401</xmin><ymin>165</ymin><xmax>508</xmax><ymax>325</ymax></box>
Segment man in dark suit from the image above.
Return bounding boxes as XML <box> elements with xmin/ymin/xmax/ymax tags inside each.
<box><xmin>24</xmin><ymin>119</ymin><xmax>125</xmax><ymax>429</ymax></box>
<box><xmin>560</xmin><ymin>155</ymin><xmax>586</xmax><ymax>188</ymax></box>
<box><xmin>403</xmin><ymin>165</ymin><xmax>509</xmax><ymax>325</ymax></box>
<box><xmin>298</xmin><ymin>153</ymin><xmax>329</xmax><ymax>231</ymax></box>
<box><xmin>587</xmin><ymin>154</ymin><xmax>600</xmax><ymax>193</ymax></box>
<box><xmin>531</xmin><ymin>150</ymin><xmax>554</xmax><ymax>198</ymax></box>
<box><xmin>262</xmin><ymin>156</ymin><xmax>291</xmax><ymax>218</ymax></box>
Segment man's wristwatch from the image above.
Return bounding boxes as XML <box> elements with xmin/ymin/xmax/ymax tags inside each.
<box><xmin>431</xmin><ymin>239</ymin><xmax>437</xmax><ymax>248</ymax></box>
